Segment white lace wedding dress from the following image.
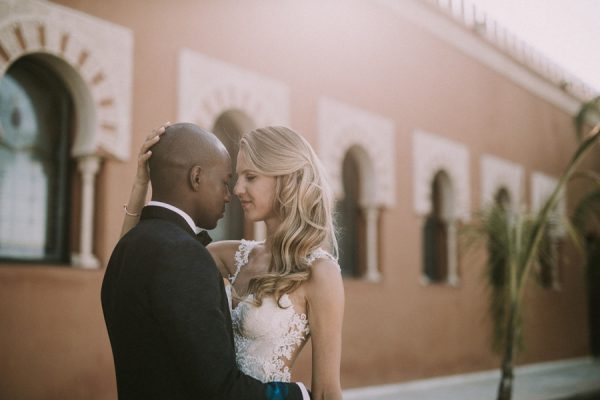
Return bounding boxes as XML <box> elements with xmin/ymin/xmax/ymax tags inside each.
<box><xmin>225</xmin><ymin>240</ymin><xmax>336</xmax><ymax>383</ymax></box>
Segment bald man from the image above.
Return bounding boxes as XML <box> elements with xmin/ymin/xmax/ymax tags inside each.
<box><xmin>101</xmin><ymin>123</ymin><xmax>308</xmax><ymax>400</ymax></box>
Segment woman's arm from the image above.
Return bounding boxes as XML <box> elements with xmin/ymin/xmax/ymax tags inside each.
<box><xmin>306</xmin><ymin>259</ymin><xmax>345</xmax><ymax>400</ymax></box>
<box><xmin>207</xmin><ymin>241</ymin><xmax>240</xmax><ymax>279</ymax></box>
<box><xmin>120</xmin><ymin>125</ymin><xmax>167</xmax><ymax>238</ymax></box>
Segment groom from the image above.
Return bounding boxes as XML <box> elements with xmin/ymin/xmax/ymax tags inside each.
<box><xmin>101</xmin><ymin>123</ymin><xmax>309</xmax><ymax>399</ymax></box>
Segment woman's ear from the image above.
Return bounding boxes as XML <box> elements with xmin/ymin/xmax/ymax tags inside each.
<box><xmin>189</xmin><ymin>165</ymin><xmax>203</xmax><ymax>190</ymax></box>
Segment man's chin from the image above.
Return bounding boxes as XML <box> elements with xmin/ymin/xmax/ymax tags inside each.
<box><xmin>197</xmin><ymin>219</ymin><xmax>218</xmax><ymax>231</ymax></box>
<box><xmin>205</xmin><ymin>221</ymin><xmax>218</xmax><ymax>230</ymax></box>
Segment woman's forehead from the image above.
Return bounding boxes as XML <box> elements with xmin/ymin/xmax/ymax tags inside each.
<box><xmin>236</xmin><ymin>151</ymin><xmax>253</xmax><ymax>173</ymax></box>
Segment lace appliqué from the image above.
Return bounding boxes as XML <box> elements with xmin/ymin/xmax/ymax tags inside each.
<box><xmin>230</xmin><ymin>239</ymin><xmax>260</xmax><ymax>284</ymax></box>
<box><xmin>305</xmin><ymin>248</ymin><xmax>339</xmax><ymax>270</ymax></box>
<box><xmin>232</xmin><ymin>294</ymin><xmax>309</xmax><ymax>382</ymax></box>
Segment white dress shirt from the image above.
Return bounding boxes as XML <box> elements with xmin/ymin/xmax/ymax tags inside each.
<box><xmin>147</xmin><ymin>201</ymin><xmax>201</xmax><ymax>234</ymax></box>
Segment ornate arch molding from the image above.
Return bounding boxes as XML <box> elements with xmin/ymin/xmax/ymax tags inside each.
<box><xmin>480</xmin><ymin>154</ymin><xmax>524</xmax><ymax>211</ymax></box>
<box><xmin>317</xmin><ymin>97</ymin><xmax>396</xmax><ymax>208</ymax></box>
<box><xmin>0</xmin><ymin>0</ymin><xmax>133</xmax><ymax>160</ymax></box>
<box><xmin>178</xmin><ymin>49</ymin><xmax>290</xmax><ymax>129</ymax></box>
<box><xmin>413</xmin><ymin>130</ymin><xmax>470</xmax><ymax>220</ymax></box>
<box><xmin>318</xmin><ymin>97</ymin><xmax>395</xmax><ymax>282</ymax></box>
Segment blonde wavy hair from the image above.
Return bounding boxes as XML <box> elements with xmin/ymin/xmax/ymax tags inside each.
<box><xmin>240</xmin><ymin>126</ymin><xmax>338</xmax><ymax>307</ymax></box>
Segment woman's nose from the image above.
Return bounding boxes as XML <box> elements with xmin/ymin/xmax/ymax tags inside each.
<box><xmin>233</xmin><ymin>179</ymin><xmax>243</xmax><ymax>197</ymax></box>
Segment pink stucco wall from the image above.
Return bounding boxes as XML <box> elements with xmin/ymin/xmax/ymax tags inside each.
<box><xmin>0</xmin><ymin>1</ymin><xmax>595</xmax><ymax>398</ymax></box>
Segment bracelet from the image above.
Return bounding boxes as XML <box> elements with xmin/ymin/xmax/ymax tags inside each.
<box><xmin>123</xmin><ymin>204</ymin><xmax>140</xmax><ymax>217</ymax></box>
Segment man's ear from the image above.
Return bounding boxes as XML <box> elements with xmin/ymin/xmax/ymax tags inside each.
<box><xmin>189</xmin><ymin>165</ymin><xmax>203</xmax><ymax>191</ymax></box>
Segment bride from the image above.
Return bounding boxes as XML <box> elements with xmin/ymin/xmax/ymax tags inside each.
<box><xmin>121</xmin><ymin>125</ymin><xmax>344</xmax><ymax>400</ymax></box>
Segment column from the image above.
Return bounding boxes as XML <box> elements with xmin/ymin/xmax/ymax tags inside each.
<box><xmin>364</xmin><ymin>205</ymin><xmax>381</xmax><ymax>282</ymax></box>
<box><xmin>447</xmin><ymin>219</ymin><xmax>459</xmax><ymax>286</ymax></box>
<box><xmin>72</xmin><ymin>155</ymin><xmax>101</xmax><ymax>269</ymax></box>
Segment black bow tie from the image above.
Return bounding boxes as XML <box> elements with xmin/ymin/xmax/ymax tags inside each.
<box><xmin>195</xmin><ymin>230</ymin><xmax>212</xmax><ymax>246</ymax></box>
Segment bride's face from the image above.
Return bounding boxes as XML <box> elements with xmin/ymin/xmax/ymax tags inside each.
<box><xmin>233</xmin><ymin>151</ymin><xmax>277</xmax><ymax>223</ymax></box>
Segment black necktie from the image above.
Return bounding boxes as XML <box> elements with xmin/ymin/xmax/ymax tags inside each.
<box><xmin>195</xmin><ymin>230</ymin><xmax>212</xmax><ymax>246</ymax></box>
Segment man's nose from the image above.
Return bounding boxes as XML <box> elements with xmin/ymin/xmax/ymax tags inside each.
<box><xmin>224</xmin><ymin>185</ymin><xmax>231</xmax><ymax>203</ymax></box>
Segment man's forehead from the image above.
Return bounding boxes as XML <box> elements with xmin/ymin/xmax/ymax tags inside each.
<box><xmin>216</xmin><ymin>153</ymin><xmax>233</xmax><ymax>174</ymax></box>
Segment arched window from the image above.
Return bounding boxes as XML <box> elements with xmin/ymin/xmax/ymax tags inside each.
<box><xmin>210</xmin><ymin>110</ymin><xmax>255</xmax><ymax>241</ymax></box>
<box><xmin>337</xmin><ymin>145</ymin><xmax>380</xmax><ymax>281</ymax></box>
<box><xmin>494</xmin><ymin>187</ymin><xmax>511</xmax><ymax>211</ymax></box>
<box><xmin>338</xmin><ymin>150</ymin><xmax>363</xmax><ymax>277</ymax></box>
<box><xmin>423</xmin><ymin>170</ymin><xmax>457</xmax><ymax>284</ymax></box>
<box><xmin>0</xmin><ymin>56</ymin><xmax>73</xmax><ymax>263</ymax></box>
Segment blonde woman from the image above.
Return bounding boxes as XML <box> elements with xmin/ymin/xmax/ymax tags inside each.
<box><xmin>122</xmin><ymin>125</ymin><xmax>344</xmax><ymax>400</ymax></box>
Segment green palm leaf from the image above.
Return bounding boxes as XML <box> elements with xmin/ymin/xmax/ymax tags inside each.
<box><xmin>473</xmin><ymin>123</ymin><xmax>600</xmax><ymax>400</ymax></box>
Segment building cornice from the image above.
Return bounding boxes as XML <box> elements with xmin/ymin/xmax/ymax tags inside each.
<box><xmin>375</xmin><ymin>0</ymin><xmax>595</xmax><ymax>115</ymax></box>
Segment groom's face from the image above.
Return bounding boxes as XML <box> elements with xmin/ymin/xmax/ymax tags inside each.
<box><xmin>196</xmin><ymin>152</ymin><xmax>232</xmax><ymax>229</ymax></box>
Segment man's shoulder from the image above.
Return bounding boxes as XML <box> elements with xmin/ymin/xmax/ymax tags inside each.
<box><xmin>125</xmin><ymin>219</ymin><xmax>193</xmax><ymax>244</ymax></box>
<box><xmin>116</xmin><ymin>220</ymin><xmax>209</xmax><ymax>261</ymax></box>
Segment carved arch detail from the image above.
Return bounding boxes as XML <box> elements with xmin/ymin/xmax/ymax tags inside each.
<box><xmin>178</xmin><ymin>49</ymin><xmax>290</xmax><ymax>130</ymax></box>
<box><xmin>317</xmin><ymin>97</ymin><xmax>396</xmax><ymax>208</ymax></box>
<box><xmin>0</xmin><ymin>0</ymin><xmax>133</xmax><ymax>160</ymax></box>
<box><xmin>413</xmin><ymin>129</ymin><xmax>470</xmax><ymax>220</ymax></box>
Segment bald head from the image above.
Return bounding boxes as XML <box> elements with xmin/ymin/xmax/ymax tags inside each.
<box><xmin>149</xmin><ymin>123</ymin><xmax>229</xmax><ymax>198</ymax></box>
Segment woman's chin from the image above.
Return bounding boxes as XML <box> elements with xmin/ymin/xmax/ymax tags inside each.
<box><xmin>243</xmin><ymin>213</ymin><xmax>262</xmax><ymax>223</ymax></box>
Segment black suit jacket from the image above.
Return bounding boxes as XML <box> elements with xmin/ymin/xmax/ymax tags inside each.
<box><xmin>101</xmin><ymin>206</ymin><xmax>304</xmax><ymax>400</ymax></box>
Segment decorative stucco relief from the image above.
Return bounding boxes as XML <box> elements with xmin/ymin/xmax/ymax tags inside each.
<box><xmin>0</xmin><ymin>0</ymin><xmax>133</xmax><ymax>160</ymax></box>
<box><xmin>317</xmin><ymin>97</ymin><xmax>396</xmax><ymax>208</ymax></box>
<box><xmin>480</xmin><ymin>154</ymin><xmax>524</xmax><ymax>211</ymax></box>
<box><xmin>178</xmin><ymin>49</ymin><xmax>289</xmax><ymax>129</ymax></box>
<box><xmin>413</xmin><ymin>129</ymin><xmax>470</xmax><ymax>220</ymax></box>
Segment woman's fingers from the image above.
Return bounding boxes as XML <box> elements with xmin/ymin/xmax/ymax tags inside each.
<box><xmin>138</xmin><ymin>121</ymin><xmax>171</xmax><ymax>159</ymax></box>
<box><xmin>139</xmin><ymin>137</ymin><xmax>158</xmax><ymax>156</ymax></box>
<box><xmin>139</xmin><ymin>150</ymin><xmax>152</xmax><ymax>162</ymax></box>
<box><xmin>140</xmin><ymin>122</ymin><xmax>170</xmax><ymax>154</ymax></box>
<box><xmin>153</xmin><ymin>122</ymin><xmax>171</xmax><ymax>137</ymax></box>
<box><xmin>145</xmin><ymin>121</ymin><xmax>170</xmax><ymax>140</ymax></box>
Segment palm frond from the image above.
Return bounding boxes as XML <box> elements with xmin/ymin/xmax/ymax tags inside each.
<box><xmin>478</xmin><ymin>205</ymin><xmax>525</xmax><ymax>352</ymax></box>
<box><xmin>575</xmin><ymin>96</ymin><xmax>600</xmax><ymax>141</ymax></box>
<box><xmin>572</xmin><ymin>188</ymin><xmax>600</xmax><ymax>235</ymax></box>
<box><xmin>473</xmin><ymin>124</ymin><xmax>600</xmax><ymax>359</ymax></box>
<box><xmin>517</xmin><ymin>125</ymin><xmax>600</xmax><ymax>301</ymax></box>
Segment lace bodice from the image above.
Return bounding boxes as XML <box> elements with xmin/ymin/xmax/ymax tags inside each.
<box><xmin>226</xmin><ymin>239</ymin><xmax>335</xmax><ymax>383</ymax></box>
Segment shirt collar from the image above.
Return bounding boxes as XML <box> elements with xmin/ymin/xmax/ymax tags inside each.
<box><xmin>147</xmin><ymin>201</ymin><xmax>202</xmax><ymax>234</ymax></box>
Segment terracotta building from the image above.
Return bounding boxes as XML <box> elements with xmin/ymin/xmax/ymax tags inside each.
<box><xmin>0</xmin><ymin>0</ymin><xmax>597</xmax><ymax>398</ymax></box>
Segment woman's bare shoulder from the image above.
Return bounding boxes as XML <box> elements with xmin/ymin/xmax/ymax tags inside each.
<box><xmin>305</xmin><ymin>257</ymin><xmax>343</xmax><ymax>292</ymax></box>
<box><xmin>304</xmin><ymin>257</ymin><xmax>344</xmax><ymax>325</ymax></box>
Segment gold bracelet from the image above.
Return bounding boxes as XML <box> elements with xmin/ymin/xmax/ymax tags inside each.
<box><xmin>123</xmin><ymin>204</ymin><xmax>140</xmax><ymax>217</ymax></box>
